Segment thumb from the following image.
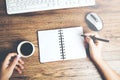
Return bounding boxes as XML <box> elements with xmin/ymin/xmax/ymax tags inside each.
<box><xmin>9</xmin><ymin>56</ymin><xmax>20</xmax><ymax>71</ymax></box>
<box><xmin>86</xmin><ymin>36</ymin><xmax>95</xmax><ymax>46</ymax></box>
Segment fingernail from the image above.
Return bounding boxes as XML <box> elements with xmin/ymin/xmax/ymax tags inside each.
<box><xmin>17</xmin><ymin>55</ymin><xmax>20</xmax><ymax>60</ymax></box>
<box><xmin>22</xmin><ymin>67</ymin><xmax>24</xmax><ymax>69</ymax></box>
<box><xmin>86</xmin><ymin>36</ymin><xmax>89</xmax><ymax>40</ymax></box>
<box><xmin>86</xmin><ymin>37</ymin><xmax>91</xmax><ymax>41</ymax></box>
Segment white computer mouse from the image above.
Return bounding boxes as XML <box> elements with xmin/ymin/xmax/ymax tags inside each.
<box><xmin>85</xmin><ymin>12</ymin><xmax>103</xmax><ymax>31</ymax></box>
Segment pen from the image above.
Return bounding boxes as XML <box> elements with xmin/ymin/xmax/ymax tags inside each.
<box><xmin>81</xmin><ymin>34</ymin><xmax>109</xmax><ymax>42</ymax></box>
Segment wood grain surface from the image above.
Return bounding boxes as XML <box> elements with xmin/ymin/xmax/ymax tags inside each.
<box><xmin>0</xmin><ymin>0</ymin><xmax>120</xmax><ymax>80</ymax></box>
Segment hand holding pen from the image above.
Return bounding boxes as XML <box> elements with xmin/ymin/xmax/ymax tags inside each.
<box><xmin>81</xmin><ymin>34</ymin><xmax>109</xmax><ymax>42</ymax></box>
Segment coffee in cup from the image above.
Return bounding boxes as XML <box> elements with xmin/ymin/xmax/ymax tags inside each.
<box><xmin>17</xmin><ymin>41</ymin><xmax>35</xmax><ymax>58</ymax></box>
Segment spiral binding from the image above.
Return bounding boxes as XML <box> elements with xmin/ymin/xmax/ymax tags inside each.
<box><xmin>58</xmin><ymin>29</ymin><xmax>66</xmax><ymax>59</ymax></box>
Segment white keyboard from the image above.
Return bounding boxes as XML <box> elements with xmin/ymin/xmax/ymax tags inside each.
<box><xmin>6</xmin><ymin>0</ymin><xmax>95</xmax><ymax>15</ymax></box>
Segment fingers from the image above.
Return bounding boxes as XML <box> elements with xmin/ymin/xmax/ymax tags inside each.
<box><xmin>8</xmin><ymin>56</ymin><xmax>24</xmax><ymax>74</ymax></box>
<box><xmin>84</xmin><ymin>33</ymin><xmax>101</xmax><ymax>46</ymax></box>
<box><xmin>15</xmin><ymin>62</ymin><xmax>24</xmax><ymax>74</ymax></box>
<box><xmin>18</xmin><ymin>58</ymin><xmax>24</xmax><ymax>65</ymax></box>
<box><xmin>93</xmin><ymin>36</ymin><xmax>102</xmax><ymax>48</ymax></box>
<box><xmin>86</xmin><ymin>36</ymin><xmax>95</xmax><ymax>47</ymax></box>
<box><xmin>14</xmin><ymin>58</ymin><xmax>24</xmax><ymax>74</ymax></box>
<box><xmin>15</xmin><ymin>66</ymin><xmax>22</xmax><ymax>74</ymax></box>
<box><xmin>3</xmin><ymin>53</ymin><xmax>17</xmax><ymax>69</ymax></box>
<box><xmin>17</xmin><ymin>59</ymin><xmax>24</xmax><ymax>70</ymax></box>
<box><xmin>15</xmin><ymin>63</ymin><xmax>24</xmax><ymax>74</ymax></box>
<box><xmin>9</xmin><ymin>55</ymin><xmax>20</xmax><ymax>71</ymax></box>
<box><xmin>93</xmin><ymin>34</ymin><xmax>101</xmax><ymax>46</ymax></box>
<box><xmin>17</xmin><ymin>62</ymin><xmax>24</xmax><ymax>69</ymax></box>
<box><xmin>2</xmin><ymin>53</ymin><xmax>25</xmax><ymax>75</ymax></box>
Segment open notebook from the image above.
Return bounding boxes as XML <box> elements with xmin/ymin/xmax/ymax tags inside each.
<box><xmin>38</xmin><ymin>27</ymin><xmax>86</xmax><ymax>63</ymax></box>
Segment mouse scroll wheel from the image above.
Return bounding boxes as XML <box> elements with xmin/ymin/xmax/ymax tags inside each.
<box><xmin>90</xmin><ymin>14</ymin><xmax>98</xmax><ymax>22</ymax></box>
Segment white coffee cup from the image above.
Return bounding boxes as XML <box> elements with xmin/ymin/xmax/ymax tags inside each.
<box><xmin>17</xmin><ymin>41</ymin><xmax>35</xmax><ymax>58</ymax></box>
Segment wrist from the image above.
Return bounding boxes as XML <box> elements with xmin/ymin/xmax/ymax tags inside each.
<box><xmin>91</xmin><ymin>56</ymin><xmax>103</xmax><ymax>63</ymax></box>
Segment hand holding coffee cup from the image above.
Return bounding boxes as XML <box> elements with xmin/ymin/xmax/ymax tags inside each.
<box><xmin>17</xmin><ymin>41</ymin><xmax>35</xmax><ymax>58</ymax></box>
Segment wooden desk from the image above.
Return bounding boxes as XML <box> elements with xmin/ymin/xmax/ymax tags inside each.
<box><xmin>0</xmin><ymin>0</ymin><xmax>120</xmax><ymax>80</ymax></box>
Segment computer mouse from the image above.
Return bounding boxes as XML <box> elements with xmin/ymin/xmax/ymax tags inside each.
<box><xmin>85</xmin><ymin>12</ymin><xmax>103</xmax><ymax>31</ymax></box>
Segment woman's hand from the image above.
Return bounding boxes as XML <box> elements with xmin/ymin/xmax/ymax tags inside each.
<box><xmin>0</xmin><ymin>53</ymin><xmax>24</xmax><ymax>80</ymax></box>
<box><xmin>85</xmin><ymin>33</ymin><xmax>120</xmax><ymax>80</ymax></box>
<box><xmin>85</xmin><ymin>33</ymin><xmax>102</xmax><ymax>61</ymax></box>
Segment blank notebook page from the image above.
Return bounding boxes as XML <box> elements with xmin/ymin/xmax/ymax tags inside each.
<box><xmin>38</xmin><ymin>27</ymin><xmax>86</xmax><ymax>63</ymax></box>
<box><xmin>63</xmin><ymin>27</ymin><xmax>86</xmax><ymax>60</ymax></box>
<box><xmin>38</xmin><ymin>30</ymin><xmax>61</xmax><ymax>63</ymax></box>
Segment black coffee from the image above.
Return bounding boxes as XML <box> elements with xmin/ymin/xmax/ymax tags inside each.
<box><xmin>20</xmin><ymin>43</ymin><xmax>33</xmax><ymax>56</ymax></box>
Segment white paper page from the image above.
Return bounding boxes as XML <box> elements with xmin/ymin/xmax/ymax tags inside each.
<box><xmin>63</xmin><ymin>27</ymin><xmax>86</xmax><ymax>60</ymax></box>
<box><xmin>38</xmin><ymin>29</ymin><xmax>61</xmax><ymax>63</ymax></box>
